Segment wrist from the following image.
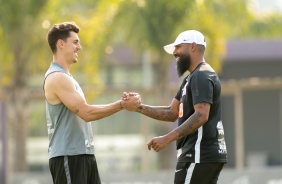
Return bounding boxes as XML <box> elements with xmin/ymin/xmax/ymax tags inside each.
<box><xmin>137</xmin><ymin>104</ymin><xmax>143</xmax><ymax>113</ymax></box>
<box><xmin>119</xmin><ymin>100</ymin><xmax>123</xmax><ymax>110</ymax></box>
<box><xmin>165</xmin><ymin>132</ymin><xmax>177</xmax><ymax>143</ymax></box>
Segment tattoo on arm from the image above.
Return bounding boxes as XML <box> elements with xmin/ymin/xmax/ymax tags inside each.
<box><xmin>139</xmin><ymin>105</ymin><xmax>177</xmax><ymax>122</ymax></box>
<box><xmin>176</xmin><ymin>111</ymin><xmax>202</xmax><ymax>139</ymax></box>
<box><xmin>74</xmin><ymin>109</ymin><xmax>79</xmax><ymax>114</ymax></box>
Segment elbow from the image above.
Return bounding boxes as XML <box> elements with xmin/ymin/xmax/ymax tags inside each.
<box><xmin>200</xmin><ymin>115</ymin><xmax>209</xmax><ymax>125</ymax></box>
<box><xmin>81</xmin><ymin>116</ymin><xmax>91</xmax><ymax>122</ymax></box>
<box><xmin>81</xmin><ymin>114</ymin><xmax>103</xmax><ymax>122</ymax></box>
<box><xmin>195</xmin><ymin>111</ymin><xmax>209</xmax><ymax>125</ymax></box>
<box><xmin>203</xmin><ymin>117</ymin><xmax>209</xmax><ymax>124</ymax></box>
<box><xmin>85</xmin><ymin>118</ymin><xmax>92</xmax><ymax>123</ymax></box>
<box><xmin>172</xmin><ymin>116</ymin><xmax>178</xmax><ymax>122</ymax></box>
<box><xmin>79</xmin><ymin>114</ymin><xmax>95</xmax><ymax>123</ymax></box>
<box><xmin>76</xmin><ymin>107</ymin><xmax>99</xmax><ymax>122</ymax></box>
<box><xmin>171</xmin><ymin>112</ymin><xmax>179</xmax><ymax>122</ymax></box>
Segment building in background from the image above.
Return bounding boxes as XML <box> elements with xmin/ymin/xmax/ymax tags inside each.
<box><xmin>220</xmin><ymin>40</ymin><xmax>282</xmax><ymax>169</ymax></box>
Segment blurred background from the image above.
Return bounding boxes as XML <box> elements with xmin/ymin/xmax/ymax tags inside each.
<box><xmin>0</xmin><ymin>0</ymin><xmax>282</xmax><ymax>183</ymax></box>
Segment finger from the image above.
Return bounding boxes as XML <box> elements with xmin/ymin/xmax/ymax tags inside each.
<box><xmin>133</xmin><ymin>95</ymin><xmax>141</xmax><ymax>101</ymax></box>
<box><xmin>129</xmin><ymin>92</ymin><xmax>138</xmax><ymax>96</ymax></box>
<box><xmin>122</xmin><ymin>92</ymin><xmax>128</xmax><ymax>100</ymax></box>
<box><xmin>122</xmin><ymin>92</ymin><xmax>128</xmax><ymax>97</ymax></box>
<box><xmin>153</xmin><ymin>144</ymin><xmax>158</xmax><ymax>151</ymax></box>
<box><xmin>147</xmin><ymin>140</ymin><xmax>153</xmax><ymax>150</ymax></box>
<box><xmin>122</xmin><ymin>96</ymin><xmax>129</xmax><ymax>101</ymax></box>
<box><xmin>128</xmin><ymin>92</ymin><xmax>136</xmax><ymax>95</ymax></box>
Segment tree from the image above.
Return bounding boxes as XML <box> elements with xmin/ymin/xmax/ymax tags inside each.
<box><xmin>242</xmin><ymin>13</ymin><xmax>282</xmax><ymax>38</ymax></box>
<box><xmin>0</xmin><ymin>0</ymin><xmax>48</xmax><ymax>171</ymax></box>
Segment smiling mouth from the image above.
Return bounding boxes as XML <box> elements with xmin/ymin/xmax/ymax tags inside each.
<box><xmin>174</xmin><ymin>54</ymin><xmax>180</xmax><ymax>61</ymax></box>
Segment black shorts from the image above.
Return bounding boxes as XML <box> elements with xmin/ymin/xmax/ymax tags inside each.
<box><xmin>49</xmin><ymin>154</ymin><xmax>101</xmax><ymax>184</ymax></box>
<box><xmin>174</xmin><ymin>162</ymin><xmax>224</xmax><ymax>184</ymax></box>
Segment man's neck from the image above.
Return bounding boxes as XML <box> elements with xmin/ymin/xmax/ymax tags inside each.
<box><xmin>53</xmin><ymin>56</ymin><xmax>71</xmax><ymax>73</ymax></box>
<box><xmin>188</xmin><ymin>57</ymin><xmax>205</xmax><ymax>73</ymax></box>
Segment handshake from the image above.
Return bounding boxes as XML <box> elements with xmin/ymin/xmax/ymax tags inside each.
<box><xmin>120</xmin><ymin>92</ymin><xmax>141</xmax><ymax>112</ymax></box>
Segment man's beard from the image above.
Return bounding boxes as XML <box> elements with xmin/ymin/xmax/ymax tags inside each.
<box><xmin>176</xmin><ymin>54</ymin><xmax>191</xmax><ymax>77</ymax></box>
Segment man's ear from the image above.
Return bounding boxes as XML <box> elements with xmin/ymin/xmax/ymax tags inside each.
<box><xmin>57</xmin><ymin>39</ymin><xmax>64</xmax><ymax>49</ymax></box>
<box><xmin>191</xmin><ymin>42</ymin><xmax>197</xmax><ymax>51</ymax></box>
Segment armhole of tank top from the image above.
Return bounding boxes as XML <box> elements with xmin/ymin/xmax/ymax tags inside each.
<box><xmin>44</xmin><ymin>71</ymin><xmax>66</xmax><ymax>106</ymax></box>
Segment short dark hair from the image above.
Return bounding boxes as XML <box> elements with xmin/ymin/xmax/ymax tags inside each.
<box><xmin>47</xmin><ymin>22</ymin><xmax>80</xmax><ymax>53</ymax></box>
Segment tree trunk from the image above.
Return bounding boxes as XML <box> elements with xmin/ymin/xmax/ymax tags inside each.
<box><xmin>8</xmin><ymin>86</ymin><xmax>30</xmax><ymax>171</ymax></box>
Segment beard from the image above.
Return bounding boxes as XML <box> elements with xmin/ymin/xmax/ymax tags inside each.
<box><xmin>176</xmin><ymin>54</ymin><xmax>191</xmax><ymax>77</ymax></box>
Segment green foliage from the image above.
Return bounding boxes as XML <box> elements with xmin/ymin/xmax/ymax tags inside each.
<box><xmin>37</xmin><ymin>0</ymin><xmax>125</xmax><ymax>99</ymax></box>
<box><xmin>109</xmin><ymin>1</ymin><xmax>194</xmax><ymax>51</ymax></box>
<box><xmin>0</xmin><ymin>0</ymin><xmax>48</xmax><ymax>87</ymax></box>
<box><xmin>101</xmin><ymin>0</ymin><xmax>254</xmax><ymax>72</ymax></box>
<box><xmin>0</xmin><ymin>0</ymin><xmax>118</xmax><ymax>99</ymax></box>
<box><xmin>103</xmin><ymin>0</ymin><xmax>282</xmax><ymax>73</ymax></box>
<box><xmin>242</xmin><ymin>14</ymin><xmax>282</xmax><ymax>38</ymax></box>
<box><xmin>0</xmin><ymin>0</ymin><xmax>279</xmax><ymax>88</ymax></box>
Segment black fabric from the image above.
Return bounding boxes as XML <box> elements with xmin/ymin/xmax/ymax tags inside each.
<box><xmin>174</xmin><ymin>62</ymin><xmax>228</xmax><ymax>163</ymax></box>
<box><xmin>174</xmin><ymin>162</ymin><xmax>224</xmax><ymax>184</ymax></box>
<box><xmin>49</xmin><ymin>154</ymin><xmax>101</xmax><ymax>184</ymax></box>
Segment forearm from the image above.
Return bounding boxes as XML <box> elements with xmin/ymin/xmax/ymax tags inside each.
<box><xmin>79</xmin><ymin>100</ymin><xmax>122</xmax><ymax>122</ymax></box>
<box><xmin>165</xmin><ymin>111</ymin><xmax>206</xmax><ymax>142</ymax></box>
<box><xmin>137</xmin><ymin>104</ymin><xmax>178</xmax><ymax>122</ymax></box>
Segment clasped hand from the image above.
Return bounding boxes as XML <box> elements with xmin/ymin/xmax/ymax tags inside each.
<box><xmin>120</xmin><ymin>92</ymin><xmax>141</xmax><ymax>111</ymax></box>
<box><xmin>121</xmin><ymin>92</ymin><xmax>169</xmax><ymax>152</ymax></box>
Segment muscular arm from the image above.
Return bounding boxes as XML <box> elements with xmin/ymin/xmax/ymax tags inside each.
<box><xmin>44</xmin><ymin>72</ymin><xmax>139</xmax><ymax>122</ymax></box>
<box><xmin>137</xmin><ymin>98</ymin><xmax>180</xmax><ymax>122</ymax></box>
<box><xmin>166</xmin><ymin>102</ymin><xmax>210</xmax><ymax>142</ymax></box>
<box><xmin>147</xmin><ymin>102</ymin><xmax>211</xmax><ymax>152</ymax></box>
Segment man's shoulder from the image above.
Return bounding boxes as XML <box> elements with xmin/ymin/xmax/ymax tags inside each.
<box><xmin>194</xmin><ymin>63</ymin><xmax>216</xmax><ymax>78</ymax></box>
<box><xmin>44</xmin><ymin>71</ymin><xmax>75</xmax><ymax>104</ymax></box>
<box><xmin>45</xmin><ymin>72</ymin><xmax>71</xmax><ymax>85</ymax></box>
<box><xmin>198</xmin><ymin>63</ymin><xmax>215</xmax><ymax>72</ymax></box>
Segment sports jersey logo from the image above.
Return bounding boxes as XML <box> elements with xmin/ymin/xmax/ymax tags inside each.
<box><xmin>179</xmin><ymin>103</ymin><xmax>183</xmax><ymax>118</ymax></box>
<box><xmin>85</xmin><ymin>139</ymin><xmax>94</xmax><ymax>148</ymax></box>
<box><xmin>217</xmin><ymin>121</ymin><xmax>227</xmax><ymax>154</ymax></box>
<box><xmin>182</xmin><ymin>79</ymin><xmax>189</xmax><ymax>97</ymax></box>
<box><xmin>177</xmin><ymin>149</ymin><xmax>182</xmax><ymax>158</ymax></box>
<box><xmin>48</xmin><ymin>147</ymin><xmax>52</xmax><ymax>156</ymax></box>
<box><xmin>179</xmin><ymin>76</ymin><xmax>190</xmax><ymax>118</ymax></box>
